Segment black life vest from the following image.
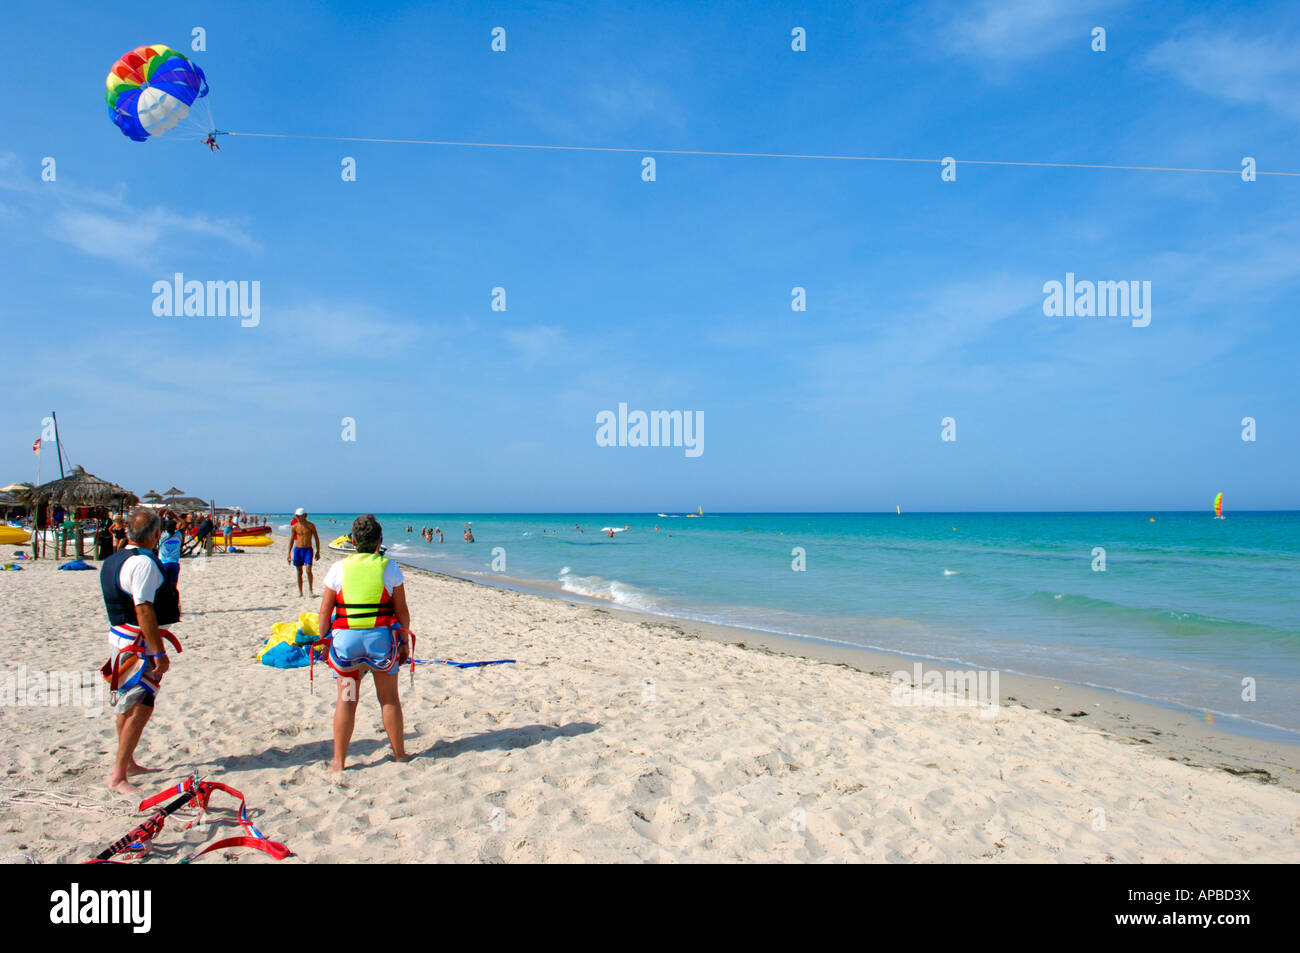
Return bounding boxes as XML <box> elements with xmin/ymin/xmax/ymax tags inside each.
<box><xmin>100</xmin><ymin>546</ymin><xmax>181</xmax><ymax>626</ymax></box>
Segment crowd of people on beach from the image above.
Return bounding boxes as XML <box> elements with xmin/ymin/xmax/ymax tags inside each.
<box><xmin>19</xmin><ymin>503</ymin><xmax>268</xmax><ymax>561</ymax></box>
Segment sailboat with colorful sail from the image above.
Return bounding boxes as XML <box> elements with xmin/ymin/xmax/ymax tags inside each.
<box><xmin>1213</xmin><ymin>492</ymin><xmax>1225</xmax><ymax>519</ymax></box>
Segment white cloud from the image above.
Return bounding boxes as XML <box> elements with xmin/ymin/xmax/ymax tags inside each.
<box><xmin>931</xmin><ymin>0</ymin><xmax>1120</xmax><ymax>68</ymax></box>
<box><xmin>271</xmin><ymin>300</ymin><xmax>437</xmax><ymax>355</ymax></box>
<box><xmin>0</xmin><ymin>157</ymin><xmax>258</xmax><ymax>267</ymax></box>
<box><xmin>1148</xmin><ymin>26</ymin><xmax>1300</xmax><ymax>120</ymax></box>
<box><xmin>503</xmin><ymin>324</ymin><xmax>562</xmax><ymax>361</ymax></box>
<box><xmin>517</xmin><ymin>74</ymin><xmax>686</xmax><ymax>142</ymax></box>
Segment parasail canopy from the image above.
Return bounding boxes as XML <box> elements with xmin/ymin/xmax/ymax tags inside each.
<box><xmin>106</xmin><ymin>45</ymin><xmax>209</xmax><ymax>141</ymax></box>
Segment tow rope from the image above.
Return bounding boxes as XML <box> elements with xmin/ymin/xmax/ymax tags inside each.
<box><xmin>417</xmin><ymin>658</ymin><xmax>516</xmax><ymax>668</ymax></box>
<box><xmin>87</xmin><ymin>774</ymin><xmax>291</xmax><ymax>863</ymax></box>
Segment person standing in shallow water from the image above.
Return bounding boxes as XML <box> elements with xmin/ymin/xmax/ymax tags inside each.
<box><xmin>317</xmin><ymin>514</ymin><xmax>411</xmax><ymax>771</ymax></box>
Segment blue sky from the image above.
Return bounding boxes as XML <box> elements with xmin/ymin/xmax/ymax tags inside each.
<box><xmin>2</xmin><ymin>0</ymin><xmax>1297</xmax><ymax>512</ymax></box>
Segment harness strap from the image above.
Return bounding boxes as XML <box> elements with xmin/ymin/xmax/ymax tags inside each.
<box><xmin>93</xmin><ymin>776</ymin><xmax>292</xmax><ymax>863</ymax></box>
<box><xmin>138</xmin><ymin>776</ymin><xmax>196</xmax><ymax>811</ymax></box>
<box><xmin>105</xmin><ymin>627</ymin><xmax>183</xmax><ymax>696</ymax></box>
<box><xmin>185</xmin><ymin>835</ymin><xmax>292</xmax><ymax>862</ymax></box>
<box><xmin>334</xmin><ymin>598</ymin><xmax>396</xmax><ymax>624</ymax></box>
<box><xmin>310</xmin><ymin>628</ymin><xmax>412</xmax><ymax>688</ymax></box>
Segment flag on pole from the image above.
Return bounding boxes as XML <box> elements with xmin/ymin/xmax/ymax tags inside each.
<box><xmin>32</xmin><ymin>438</ymin><xmax>40</xmax><ymax>454</ymax></box>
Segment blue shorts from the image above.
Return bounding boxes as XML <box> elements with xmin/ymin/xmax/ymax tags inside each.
<box><xmin>293</xmin><ymin>547</ymin><xmax>313</xmax><ymax>567</ymax></box>
<box><xmin>161</xmin><ymin>562</ymin><xmax>180</xmax><ymax>586</ymax></box>
<box><xmin>328</xmin><ymin>626</ymin><xmax>399</xmax><ymax>678</ymax></box>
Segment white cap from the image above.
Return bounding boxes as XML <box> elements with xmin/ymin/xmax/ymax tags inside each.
<box><xmin>294</xmin><ymin>507</ymin><xmax>305</xmax><ymax>516</ymax></box>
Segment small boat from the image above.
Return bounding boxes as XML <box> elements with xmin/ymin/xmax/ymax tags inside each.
<box><xmin>0</xmin><ymin>525</ymin><xmax>32</xmax><ymax>545</ymax></box>
<box><xmin>219</xmin><ymin>535</ymin><xmax>273</xmax><ymax>548</ymax></box>
<box><xmin>328</xmin><ymin>535</ymin><xmax>385</xmax><ymax>554</ymax></box>
<box><xmin>190</xmin><ymin>524</ymin><xmax>272</xmax><ymax>538</ymax></box>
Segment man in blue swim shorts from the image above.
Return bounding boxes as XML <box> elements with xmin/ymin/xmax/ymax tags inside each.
<box><xmin>287</xmin><ymin>507</ymin><xmax>321</xmax><ymax>597</ymax></box>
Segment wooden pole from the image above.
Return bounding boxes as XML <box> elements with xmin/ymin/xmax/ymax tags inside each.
<box><xmin>51</xmin><ymin>411</ymin><xmax>65</xmax><ymax>479</ymax></box>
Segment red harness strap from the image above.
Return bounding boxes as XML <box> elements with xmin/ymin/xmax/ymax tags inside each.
<box><xmin>91</xmin><ymin>776</ymin><xmax>291</xmax><ymax>863</ymax></box>
<box><xmin>103</xmin><ymin>628</ymin><xmax>183</xmax><ymax>695</ymax></box>
<box><xmin>309</xmin><ymin>628</ymin><xmax>414</xmax><ymax>691</ymax></box>
<box><xmin>188</xmin><ymin>835</ymin><xmax>292</xmax><ymax>862</ymax></box>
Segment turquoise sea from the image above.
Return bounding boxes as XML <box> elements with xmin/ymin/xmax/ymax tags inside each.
<box><xmin>284</xmin><ymin>511</ymin><xmax>1300</xmax><ymax>743</ymax></box>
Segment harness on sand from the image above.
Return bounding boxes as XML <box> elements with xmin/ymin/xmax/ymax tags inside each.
<box><xmin>87</xmin><ymin>774</ymin><xmax>291</xmax><ymax>863</ymax></box>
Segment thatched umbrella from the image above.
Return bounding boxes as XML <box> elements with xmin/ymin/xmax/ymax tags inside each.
<box><xmin>163</xmin><ymin>486</ymin><xmax>184</xmax><ymax>499</ymax></box>
<box><xmin>143</xmin><ymin>490</ymin><xmax>164</xmax><ymax>502</ymax></box>
<box><xmin>2</xmin><ymin>482</ymin><xmax>32</xmax><ymax>493</ymax></box>
<box><xmin>22</xmin><ymin>466</ymin><xmax>140</xmax><ymax>509</ymax></box>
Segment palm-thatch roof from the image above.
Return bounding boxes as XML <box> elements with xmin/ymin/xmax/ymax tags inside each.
<box><xmin>163</xmin><ymin>487</ymin><xmax>185</xmax><ymax>497</ymax></box>
<box><xmin>143</xmin><ymin>490</ymin><xmax>164</xmax><ymax>501</ymax></box>
<box><xmin>165</xmin><ymin>496</ymin><xmax>212</xmax><ymax>513</ymax></box>
<box><xmin>21</xmin><ymin>466</ymin><xmax>139</xmax><ymax>508</ymax></box>
<box><xmin>0</xmin><ymin>490</ymin><xmax>25</xmax><ymax>507</ymax></box>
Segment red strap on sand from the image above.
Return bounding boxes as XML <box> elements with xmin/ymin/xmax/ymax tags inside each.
<box><xmin>188</xmin><ymin>836</ymin><xmax>293</xmax><ymax>861</ymax></box>
<box><xmin>95</xmin><ymin>777</ymin><xmax>291</xmax><ymax>863</ymax></box>
<box><xmin>138</xmin><ymin>776</ymin><xmax>196</xmax><ymax>812</ymax></box>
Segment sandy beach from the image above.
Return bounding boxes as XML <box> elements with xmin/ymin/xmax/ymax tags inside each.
<box><xmin>2</xmin><ymin>543</ymin><xmax>1298</xmax><ymax>864</ymax></box>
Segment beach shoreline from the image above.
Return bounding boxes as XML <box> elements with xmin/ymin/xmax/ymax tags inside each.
<box><xmin>3</xmin><ymin>544</ymin><xmax>1298</xmax><ymax>863</ymax></box>
<box><xmin>392</xmin><ymin>559</ymin><xmax>1300</xmax><ymax>793</ymax></box>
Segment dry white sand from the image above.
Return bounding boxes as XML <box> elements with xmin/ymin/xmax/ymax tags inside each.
<box><xmin>2</xmin><ymin>544</ymin><xmax>1298</xmax><ymax>863</ymax></box>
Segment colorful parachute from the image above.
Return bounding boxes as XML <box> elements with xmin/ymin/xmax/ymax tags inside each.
<box><xmin>105</xmin><ymin>45</ymin><xmax>209</xmax><ymax>141</ymax></box>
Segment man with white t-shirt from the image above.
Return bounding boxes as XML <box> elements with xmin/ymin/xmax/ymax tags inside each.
<box><xmin>99</xmin><ymin>509</ymin><xmax>182</xmax><ymax>795</ymax></box>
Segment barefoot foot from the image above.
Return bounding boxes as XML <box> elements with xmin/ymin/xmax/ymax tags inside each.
<box><xmin>108</xmin><ymin>777</ymin><xmax>141</xmax><ymax>796</ymax></box>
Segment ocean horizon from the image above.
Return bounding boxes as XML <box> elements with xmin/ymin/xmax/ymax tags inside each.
<box><xmin>279</xmin><ymin>510</ymin><xmax>1300</xmax><ymax>745</ymax></box>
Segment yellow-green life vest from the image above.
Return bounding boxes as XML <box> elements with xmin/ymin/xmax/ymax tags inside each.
<box><xmin>333</xmin><ymin>553</ymin><xmax>396</xmax><ymax>629</ymax></box>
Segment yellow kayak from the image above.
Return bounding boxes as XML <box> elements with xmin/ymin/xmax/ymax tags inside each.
<box><xmin>0</xmin><ymin>527</ymin><xmax>32</xmax><ymax>545</ymax></box>
<box><xmin>219</xmin><ymin>535</ymin><xmax>273</xmax><ymax>547</ymax></box>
